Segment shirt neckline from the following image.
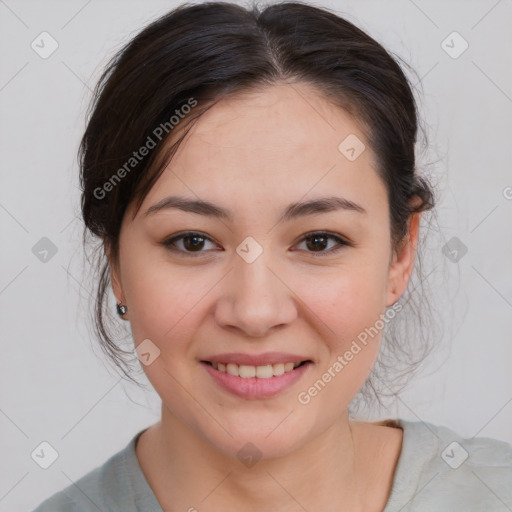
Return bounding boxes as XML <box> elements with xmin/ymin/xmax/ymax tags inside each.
<box><xmin>124</xmin><ymin>428</ymin><xmax>164</xmax><ymax>511</ymax></box>
<box><xmin>379</xmin><ymin>418</ymin><xmax>438</xmax><ymax>511</ymax></box>
<box><xmin>123</xmin><ymin>419</ymin><xmax>436</xmax><ymax>512</ymax></box>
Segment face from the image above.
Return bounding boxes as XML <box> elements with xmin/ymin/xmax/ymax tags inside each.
<box><xmin>110</xmin><ymin>82</ymin><xmax>418</xmax><ymax>459</ymax></box>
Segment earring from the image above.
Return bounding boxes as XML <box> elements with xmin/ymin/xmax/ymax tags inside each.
<box><xmin>116</xmin><ymin>303</ymin><xmax>128</xmax><ymax>316</ymax></box>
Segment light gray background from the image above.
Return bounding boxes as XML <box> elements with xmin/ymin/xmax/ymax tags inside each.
<box><xmin>1</xmin><ymin>1</ymin><xmax>511</xmax><ymax>510</ymax></box>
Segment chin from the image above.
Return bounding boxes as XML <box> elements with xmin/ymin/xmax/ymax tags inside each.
<box><xmin>196</xmin><ymin>408</ymin><xmax>317</xmax><ymax>463</ymax></box>
<box><xmin>206</xmin><ymin>429</ymin><xmax>305</xmax><ymax>464</ymax></box>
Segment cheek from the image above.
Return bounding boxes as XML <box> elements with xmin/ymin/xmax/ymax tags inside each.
<box><xmin>304</xmin><ymin>261</ymin><xmax>390</xmax><ymax>345</ymax></box>
<box><xmin>299</xmin><ymin>257</ymin><xmax>390</xmax><ymax>405</ymax></box>
<box><xmin>121</xmin><ymin>248</ymin><xmax>203</xmax><ymax>346</ymax></box>
<box><xmin>293</xmin><ymin>268</ymin><xmax>388</xmax><ymax>412</ymax></box>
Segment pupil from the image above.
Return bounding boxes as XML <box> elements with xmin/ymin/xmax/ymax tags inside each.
<box><xmin>185</xmin><ymin>236</ymin><xmax>204</xmax><ymax>251</ymax></box>
<box><xmin>308</xmin><ymin>235</ymin><xmax>327</xmax><ymax>251</ymax></box>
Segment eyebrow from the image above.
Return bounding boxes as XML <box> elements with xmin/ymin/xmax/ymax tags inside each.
<box><xmin>144</xmin><ymin>195</ymin><xmax>367</xmax><ymax>222</ymax></box>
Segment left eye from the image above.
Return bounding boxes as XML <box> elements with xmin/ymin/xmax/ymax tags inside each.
<box><xmin>162</xmin><ymin>232</ymin><xmax>219</xmax><ymax>255</ymax></box>
<box><xmin>294</xmin><ymin>232</ymin><xmax>350</xmax><ymax>256</ymax></box>
<box><xmin>162</xmin><ymin>231</ymin><xmax>350</xmax><ymax>257</ymax></box>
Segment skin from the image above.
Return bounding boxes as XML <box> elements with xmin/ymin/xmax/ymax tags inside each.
<box><xmin>108</xmin><ymin>81</ymin><xmax>420</xmax><ymax>511</ymax></box>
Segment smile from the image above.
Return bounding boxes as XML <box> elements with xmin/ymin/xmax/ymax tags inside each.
<box><xmin>204</xmin><ymin>361</ymin><xmax>307</xmax><ymax>379</ymax></box>
<box><xmin>201</xmin><ymin>358</ymin><xmax>312</xmax><ymax>399</ymax></box>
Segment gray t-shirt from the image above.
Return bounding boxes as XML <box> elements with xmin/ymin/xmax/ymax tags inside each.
<box><xmin>32</xmin><ymin>418</ymin><xmax>512</xmax><ymax>511</ymax></box>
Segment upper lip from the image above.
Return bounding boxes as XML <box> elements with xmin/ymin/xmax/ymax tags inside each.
<box><xmin>202</xmin><ymin>352</ymin><xmax>312</xmax><ymax>366</ymax></box>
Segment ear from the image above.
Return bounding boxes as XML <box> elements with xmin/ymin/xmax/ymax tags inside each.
<box><xmin>105</xmin><ymin>243</ymin><xmax>127</xmax><ymax>317</ymax></box>
<box><xmin>385</xmin><ymin>211</ymin><xmax>421</xmax><ymax>307</ymax></box>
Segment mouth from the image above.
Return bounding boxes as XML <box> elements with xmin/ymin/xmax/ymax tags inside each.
<box><xmin>200</xmin><ymin>356</ymin><xmax>313</xmax><ymax>399</ymax></box>
<box><xmin>201</xmin><ymin>360</ymin><xmax>311</xmax><ymax>379</ymax></box>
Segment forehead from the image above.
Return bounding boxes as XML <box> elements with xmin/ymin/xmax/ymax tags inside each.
<box><xmin>137</xmin><ymin>82</ymin><xmax>387</xmax><ymax>221</ymax></box>
<box><xmin>178</xmin><ymin>82</ymin><xmax>369</xmax><ymax>169</ymax></box>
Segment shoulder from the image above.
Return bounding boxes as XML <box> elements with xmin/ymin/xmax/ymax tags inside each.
<box><xmin>382</xmin><ymin>418</ymin><xmax>512</xmax><ymax>512</ymax></box>
<box><xmin>31</xmin><ymin>434</ymin><xmax>140</xmax><ymax>512</ymax></box>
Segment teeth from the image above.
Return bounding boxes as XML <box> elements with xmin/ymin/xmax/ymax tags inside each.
<box><xmin>226</xmin><ymin>363</ymin><xmax>239</xmax><ymax>376</ymax></box>
<box><xmin>239</xmin><ymin>365</ymin><xmax>256</xmax><ymax>378</ymax></box>
<box><xmin>210</xmin><ymin>361</ymin><xmax>305</xmax><ymax>378</ymax></box>
<box><xmin>256</xmin><ymin>364</ymin><xmax>273</xmax><ymax>378</ymax></box>
<box><xmin>273</xmin><ymin>363</ymin><xmax>285</xmax><ymax>376</ymax></box>
<box><xmin>284</xmin><ymin>362</ymin><xmax>295</xmax><ymax>372</ymax></box>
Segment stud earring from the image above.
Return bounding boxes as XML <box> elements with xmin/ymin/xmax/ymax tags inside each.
<box><xmin>116</xmin><ymin>303</ymin><xmax>127</xmax><ymax>316</ymax></box>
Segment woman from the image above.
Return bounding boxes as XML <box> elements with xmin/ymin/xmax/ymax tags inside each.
<box><xmin>33</xmin><ymin>1</ymin><xmax>512</xmax><ymax>511</ymax></box>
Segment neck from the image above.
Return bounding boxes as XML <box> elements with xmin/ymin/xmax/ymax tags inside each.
<box><xmin>137</xmin><ymin>404</ymin><xmax>387</xmax><ymax>511</ymax></box>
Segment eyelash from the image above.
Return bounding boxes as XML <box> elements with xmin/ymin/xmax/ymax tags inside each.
<box><xmin>162</xmin><ymin>231</ymin><xmax>351</xmax><ymax>258</ymax></box>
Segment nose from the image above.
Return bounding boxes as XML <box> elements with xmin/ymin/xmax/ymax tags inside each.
<box><xmin>214</xmin><ymin>250</ymin><xmax>297</xmax><ymax>338</ymax></box>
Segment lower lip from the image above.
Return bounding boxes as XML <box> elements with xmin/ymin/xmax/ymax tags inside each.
<box><xmin>201</xmin><ymin>362</ymin><xmax>311</xmax><ymax>399</ymax></box>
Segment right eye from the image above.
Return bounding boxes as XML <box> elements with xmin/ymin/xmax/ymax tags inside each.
<box><xmin>161</xmin><ymin>231</ymin><xmax>220</xmax><ymax>257</ymax></box>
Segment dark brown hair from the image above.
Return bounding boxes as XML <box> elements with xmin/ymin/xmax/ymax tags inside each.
<box><xmin>79</xmin><ymin>0</ymin><xmax>437</xmax><ymax>407</ymax></box>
